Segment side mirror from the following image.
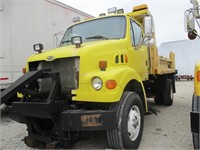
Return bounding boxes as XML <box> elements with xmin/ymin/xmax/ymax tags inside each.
<box><xmin>184</xmin><ymin>11</ymin><xmax>194</xmax><ymax>32</ymax></box>
<box><xmin>108</xmin><ymin>7</ymin><xmax>117</xmax><ymax>14</ymax></box>
<box><xmin>143</xmin><ymin>15</ymin><xmax>155</xmax><ymax>46</ymax></box>
<box><xmin>188</xmin><ymin>29</ymin><xmax>198</xmax><ymax>40</ymax></box>
<box><xmin>143</xmin><ymin>15</ymin><xmax>154</xmax><ymax>37</ymax></box>
<box><xmin>190</xmin><ymin>0</ymin><xmax>200</xmax><ymax>17</ymax></box>
<box><xmin>33</xmin><ymin>43</ymin><xmax>43</xmax><ymax>53</ymax></box>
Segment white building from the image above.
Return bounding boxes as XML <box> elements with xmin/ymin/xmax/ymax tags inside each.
<box><xmin>0</xmin><ymin>0</ymin><xmax>93</xmax><ymax>90</ymax></box>
<box><xmin>159</xmin><ymin>39</ymin><xmax>200</xmax><ymax>76</ymax></box>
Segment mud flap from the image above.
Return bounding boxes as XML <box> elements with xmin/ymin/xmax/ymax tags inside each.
<box><xmin>191</xmin><ymin>111</ymin><xmax>200</xmax><ymax>133</ymax></box>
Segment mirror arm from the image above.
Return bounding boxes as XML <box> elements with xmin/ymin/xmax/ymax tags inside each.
<box><xmin>194</xmin><ymin>30</ymin><xmax>200</xmax><ymax>38</ymax></box>
<box><xmin>135</xmin><ymin>36</ymin><xmax>145</xmax><ymax>50</ymax></box>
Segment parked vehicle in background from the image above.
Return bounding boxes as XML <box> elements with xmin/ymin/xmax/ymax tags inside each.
<box><xmin>184</xmin><ymin>0</ymin><xmax>200</xmax><ymax>149</ymax></box>
<box><xmin>175</xmin><ymin>75</ymin><xmax>194</xmax><ymax>81</ymax></box>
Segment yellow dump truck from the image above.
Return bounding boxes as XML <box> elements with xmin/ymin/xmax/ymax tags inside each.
<box><xmin>1</xmin><ymin>4</ymin><xmax>176</xmax><ymax>149</ymax></box>
<box><xmin>185</xmin><ymin>0</ymin><xmax>200</xmax><ymax>149</ymax></box>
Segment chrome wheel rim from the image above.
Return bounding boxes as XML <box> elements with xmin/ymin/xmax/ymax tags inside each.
<box><xmin>127</xmin><ymin>105</ymin><xmax>141</xmax><ymax>141</ymax></box>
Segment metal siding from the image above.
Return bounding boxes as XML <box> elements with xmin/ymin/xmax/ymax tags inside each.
<box><xmin>0</xmin><ymin>0</ymin><xmax>92</xmax><ymax>88</ymax></box>
<box><xmin>159</xmin><ymin>39</ymin><xmax>200</xmax><ymax>75</ymax></box>
<box><xmin>0</xmin><ymin>1</ymin><xmax>3</xmax><ymax>60</ymax></box>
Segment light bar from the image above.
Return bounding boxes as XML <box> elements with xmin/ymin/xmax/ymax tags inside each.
<box><xmin>133</xmin><ymin>4</ymin><xmax>148</xmax><ymax>12</ymax></box>
<box><xmin>117</xmin><ymin>9</ymin><xmax>124</xmax><ymax>14</ymax></box>
<box><xmin>73</xmin><ymin>16</ymin><xmax>80</xmax><ymax>22</ymax></box>
<box><xmin>99</xmin><ymin>13</ymin><xmax>106</xmax><ymax>17</ymax></box>
<box><xmin>108</xmin><ymin>7</ymin><xmax>117</xmax><ymax>14</ymax></box>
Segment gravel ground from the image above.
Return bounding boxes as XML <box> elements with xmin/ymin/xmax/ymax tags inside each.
<box><xmin>0</xmin><ymin>81</ymin><xmax>194</xmax><ymax>149</ymax></box>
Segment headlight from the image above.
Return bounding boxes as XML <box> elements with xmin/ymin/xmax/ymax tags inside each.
<box><xmin>92</xmin><ymin>77</ymin><xmax>103</xmax><ymax>90</ymax></box>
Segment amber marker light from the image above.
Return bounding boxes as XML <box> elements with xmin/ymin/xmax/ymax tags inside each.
<box><xmin>133</xmin><ymin>4</ymin><xmax>148</xmax><ymax>12</ymax></box>
<box><xmin>197</xmin><ymin>71</ymin><xmax>200</xmax><ymax>82</ymax></box>
<box><xmin>99</xmin><ymin>61</ymin><xmax>107</xmax><ymax>71</ymax></box>
<box><xmin>125</xmin><ymin>54</ymin><xmax>128</xmax><ymax>63</ymax></box>
<box><xmin>106</xmin><ymin>80</ymin><xmax>117</xmax><ymax>90</ymax></box>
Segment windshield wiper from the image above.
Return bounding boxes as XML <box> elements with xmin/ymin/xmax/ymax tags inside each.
<box><xmin>85</xmin><ymin>35</ymin><xmax>109</xmax><ymax>40</ymax></box>
<box><xmin>61</xmin><ymin>40</ymin><xmax>71</xmax><ymax>44</ymax></box>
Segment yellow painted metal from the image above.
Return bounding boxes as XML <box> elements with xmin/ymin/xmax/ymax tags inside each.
<box><xmin>72</xmin><ymin>66</ymin><xmax>142</xmax><ymax>102</ymax></box>
<box><xmin>194</xmin><ymin>60</ymin><xmax>200</xmax><ymax>96</ymax></box>
<box><xmin>17</xmin><ymin>93</ymin><xmax>22</xmax><ymax>98</ymax></box>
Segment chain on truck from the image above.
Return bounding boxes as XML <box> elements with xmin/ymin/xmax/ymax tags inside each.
<box><xmin>1</xmin><ymin>4</ymin><xmax>176</xmax><ymax>149</ymax></box>
<box><xmin>184</xmin><ymin>0</ymin><xmax>200</xmax><ymax>149</ymax></box>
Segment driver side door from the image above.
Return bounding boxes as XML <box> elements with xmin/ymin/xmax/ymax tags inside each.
<box><xmin>129</xmin><ymin>19</ymin><xmax>149</xmax><ymax>81</ymax></box>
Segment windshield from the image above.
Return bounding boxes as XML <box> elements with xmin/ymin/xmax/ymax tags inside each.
<box><xmin>60</xmin><ymin>16</ymin><xmax>126</xmax><ymax>47</ymax></box>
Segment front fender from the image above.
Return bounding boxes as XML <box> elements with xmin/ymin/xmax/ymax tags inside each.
<box><xmin>72</xmin><ymin>66</ymin><xmax>144</xmax><ymax>102</ymax></box>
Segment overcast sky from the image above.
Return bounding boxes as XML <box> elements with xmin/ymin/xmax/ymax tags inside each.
<box><xmin>57</xmin><ymin>0</ymin><xmax>192</xmax><ymax>46</ymax></box>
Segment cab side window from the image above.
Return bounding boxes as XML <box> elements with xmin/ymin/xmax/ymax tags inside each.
<box><xmin>130</xmin><ymin>20</ymin><xmax>142</xmax><ymax>47</ymax></box>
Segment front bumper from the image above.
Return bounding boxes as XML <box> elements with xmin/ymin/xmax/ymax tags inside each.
<box><xmin>11</xmin><ymin>101</ymin><xmax>117</xmax><ymax>131</ymax></box>
<box><xmin>62</xmin><ymin>110</ymin><xmax>116</xmax><ymax>131</ymax></box>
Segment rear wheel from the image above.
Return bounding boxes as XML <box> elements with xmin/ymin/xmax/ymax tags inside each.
<box><xmin>154</xmin><ymin>79</ymin><xmax>174</xmax><ymax>106</ymax></box>
<box><xmin>107</xmin><ymin>92</ymin><xmax>144</xmax><ymax>149</ymax></box>
<box><xmin>163</xmin><ymin>79</ymin><xmax>174</xmax><ymax>106</ymax></box>
<box><xmin>154</xmin><ymin>92</ymin><xmax>163</xmax><ymax>105</ymax></box>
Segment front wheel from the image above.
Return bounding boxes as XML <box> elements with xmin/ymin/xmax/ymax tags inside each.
<box><xmin>107</xmin><ymin>92</ymin><xmax>144</xmax><ymax>149</ymax></box>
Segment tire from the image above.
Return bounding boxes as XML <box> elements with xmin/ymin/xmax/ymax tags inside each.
<box><xmin>154</xmin><ymin>92</ymin><xmax>163</xmax><ymax>105</ymax></box>
<box><xmin>192</xmin><ymin>95</ymin><xmax>200</xmax><ymax>149</ymax></box>
<box><xmin>163</xmin><ymin>79</ymin><xmax>174</xmax><ymax>106</ymax></box>
<box><xmin>107</xmin><ymin>92</ymin><xmax>144</xmax><ymax>149</ymax></box>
